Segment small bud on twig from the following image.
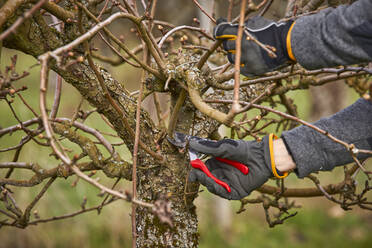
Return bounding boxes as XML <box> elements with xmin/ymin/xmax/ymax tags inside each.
<box><xmin>81</xmin><ymin>196</ymin><xmax>87</xmax><ymax>210</ymax></box>
<box><xmin>77</xmin><ymin>56</ymin><xmax>84</xmax><ymax>63</ymax></box>
<box><xmin>193</xmin><ymin>18</ymin><xmax>200</xmax><ymax>26</ymax></box>
<box><xmin>33</xmin><ymin>210</ymin><xmax>40</xmax><ymax>219</ymax></box>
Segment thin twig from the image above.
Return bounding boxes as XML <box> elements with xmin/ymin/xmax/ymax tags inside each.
<box><xmin>131</xmin><ymin>48</ymin><xmax>147</xmax><ymax>248</ymax></box>
<box><xmin>196</xmin><ymin>40</ymin><xmax>222</xmax><ymax>69</ymax></box>
<box><xmin>77</xmin><ymin>3</ymin><xmax>163</xmax><ymax>79</ymax></box>
<box><xmin>192</xmin><ymin>0</ymin><xmax>216</xmax><ymax>24</ymax></box>
<box><xmin>231</xmin><ymin>0</ymin><xmax>247</xmax><ymax>114</ymax></box>
<box><xmin>97</xmin><ymin>0</ymin><xmax>110</xmax><ymax>20</ymax></box>
<box><xmin>213</xmin><ymin>67</ymin><xmax>370</xmax><ymax>90</ymax></box>
<box><xmin>227</xmin><ymin>0</ymin><xmax>234</xmax><ymax>21</ymax></box>
<box><xmin>71</xmin><ymin>165</ymin><xmax>153</xmax><ymax>208</ymax></box>
<box><xmin>53</xmin><ymin>118</ymin><xmax>114</xmax><ymax>154</ymax></box>
<box><xmin>41</xmin><ymin>11</ymin><xmax>137</xmax><ymax>62</ymax></box>
<box><xmin>205</xmin><ymin>98</ymin><xmax>371</xmax><ymax>173</ymax></box>
<box><xmin>148</xmin><ymin>0</ymin><xmax>158</xmax><ymax>31</ymax></box>
<box><xmin>50</xmin><ymin>74</ymin><xmax>62</xmax><ymax>119</ymax></box>
<box><xmin>71</xmin><ymin>7</ymin><xmax>164</xmax><ymax>161</ymax></box>
<box><xmin>21</xmin><ymin>177</ymin><xmax>56</xmax><ymax>225</ymax></box>
<box><xmin>307</xmin><ymin>175</ymin><xmax>342</xmax><ymax>204</ymax></box>
<box><xmin>0</xmin><ymin>209</ymin><xmax>17</xmax><ymax>220</ymax></box>
<box><xmin>39</xmin><ymin>58</ymin><xmax>71</xmax><ymax>165</ymax></box>
<box><xmin>28</xmin><ymin>198</ymin><xmax>118</xmax><ymax>225</ymax></box>
<box><xmin>98</xmin><ymin>32</ymin><xmax>141</xmax><ymax>67</ymax></box>
<box><xmin>158</xmin><ymin>25</ymin><xmax>213</xmax><ymax>48</ymax></box>
<box><xmin>119</xmin><ymin>0</ymin><xmax>138</xmax><ymax>16</ymax></box>
<box><xmin>98</xmin><ymin>178</ymin><xmax>121</xmax><ymax>213</ymax></box>
<box><xmin>244</xmin><ymin>29</ymin><xmax>277</xmax><ymax>58</ymax></box>
<box><xmin>238</xmin><ymin>83</ymin><xmax>276</xmax><ymax>113</ymax></box>
<box><xmin>0</xmin><ymin>118</ymin><xmax>40</xmax><ymax>137</ymax></box>
<box><xmin>115</xmin><ymin>2</ymin><xmax>166</xmax><ymax>67</ymax></box>
<box><xmin>12</xmin><ymin>89</ymin><xmax>39</xmax><ymax>117</ymax></box>
<box><xmin>259</xmin><ymin>0</ymin><xmax>274</xmax><ymax>16</ymax></box>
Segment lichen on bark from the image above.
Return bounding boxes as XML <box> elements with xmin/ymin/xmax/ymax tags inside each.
<box><xmin>2</xmin><ymin>6</ymin><xmax>217</xmax><ymax>246</ymax></box>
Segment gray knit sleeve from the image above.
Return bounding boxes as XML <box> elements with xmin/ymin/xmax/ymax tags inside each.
<box><xmin>290</xmin><ymin>0</ymin><xmax>372</xmax><ymax>69</ymax></box>
<box><xmin>281</xmin><ymin>99</ymin><xmax>372</xmax><ymax>178</ymax></box>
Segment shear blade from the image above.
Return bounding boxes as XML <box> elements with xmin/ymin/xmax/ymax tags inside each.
<box><xmin>167</xmin><ymin>132</ymin><xmax>189</xmax><ymax>148</ymax></box>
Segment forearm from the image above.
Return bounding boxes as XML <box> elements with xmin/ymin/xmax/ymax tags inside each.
<box><xmin>290</xmin><ymin>0</ymin><xmax>372</xmax><ymax>69</ymax></box>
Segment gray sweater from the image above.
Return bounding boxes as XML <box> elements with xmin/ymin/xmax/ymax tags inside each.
<box><xmin>291</xmin><ymin>0</ymin><xmax>372</xmax><ymax>69</ymax></box>
<box><xmin>282</xmin><ymin>99</ymin><xmax>372</xmax><ymax>177</ymax></box>
<box><xmin>281</xmin><ymin>0</ymin><xmax>372</xmax><ymax>177</ymax></box>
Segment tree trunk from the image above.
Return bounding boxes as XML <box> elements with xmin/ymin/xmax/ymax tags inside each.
<box><xmin>135</xmin><ymin>152</ymin><xmax>199</xmax><ymax>247</ymax></box>
<box><xmin>3</xmin><ymin>10</ymin><xmax>222</xmax><ymax>246</ymax></box>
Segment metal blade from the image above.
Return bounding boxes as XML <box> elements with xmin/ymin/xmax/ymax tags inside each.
<box><xmin>167</xmin><ymin>132</ymin><xmax>190</xmax><ymax>148</ymax></box>
<box><xmin>167</xmin><ymin>132</ymin><xmax>204</xmax><ymax>161</ymax></box>
<box><xmin>188</xmin><ymin>148</ymin><xmax>198</xmax><ymax>161</ymax></box>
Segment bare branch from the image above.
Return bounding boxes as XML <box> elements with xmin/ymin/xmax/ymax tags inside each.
<box><xmin>20</xmin><ymin>177</ymin><xmax>56</xmax><ymax>226</ymax></box>
<box><xmin>192</xmin><ymin>0</ymin><xmax>216</xmax><ymax>24</ymax></box>
<box><xmin>27</xmin><ymin>198</ymin><xmax>118</xmax><ymax>226</ymax></box>
<box><xmin>158</xmin><ymin>25</ymin><xmax>213</xmax><ymax>49</ymax></box>
<box><xmin>50</xmin><ymin>74</ymin><xmax>62</xmax><ymax>119</ymax></box>
<box><xmin>70</xmin><ymin>165</ymin><xmax>153</xmax><ymax>208</ymax></box>
<box><xmin>0</xmin><ymin>0</ymin><xmax>47</xmax><ymax>41</ymax></box>
<box><xmin>231</xmin><ymin>0</ymin><xmax>247</xmax><ymax>114</ymax></box>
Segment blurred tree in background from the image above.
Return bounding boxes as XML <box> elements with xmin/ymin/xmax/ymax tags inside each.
<box><xmin>0</xmin><ymin>0</ymin><xmax>371</xmax><ymax>247</ymax></box>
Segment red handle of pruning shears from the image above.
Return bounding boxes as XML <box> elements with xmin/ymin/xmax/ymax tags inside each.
<box><xmin>190</xmin><ymin>157</ymin><xmax>249</xmax><ymax>193</ymax></box>
<box><xmin>215</xmin><ymin>157</ymin><xmax>249</xmax><ymax>175</ymax></box>
<box><xmin>190</xmin><ymin>158</ymin><xmax>232</xmax><ymax>192</ymax></box>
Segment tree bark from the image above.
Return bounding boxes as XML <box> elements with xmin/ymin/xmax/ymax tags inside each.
<box><xmin>2</xmin><ymin>9</ymin><xmax>221</xmax><ymax>247</ymax></box>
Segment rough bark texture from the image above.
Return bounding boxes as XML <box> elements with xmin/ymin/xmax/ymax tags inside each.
<box><xmin>2</xmin><ymin>8</ymin><xmax>222</xmax><ymax>247</ymax></box>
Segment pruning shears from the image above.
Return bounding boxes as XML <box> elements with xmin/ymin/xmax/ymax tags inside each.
<box><xmin>167</xmin><ymin>132</ymin><xmax>249</xmax><ymax>193</ymax></box>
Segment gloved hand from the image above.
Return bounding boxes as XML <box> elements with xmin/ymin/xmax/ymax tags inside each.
<box><xmin>188</xmin><ymin>134</ymin><xmax>287</xmax><ymax>200</ymax></box>
<box><xmin>214</xmin><ymin>17</ymin><xmax>295</xmax><ymax>76</ymax></box>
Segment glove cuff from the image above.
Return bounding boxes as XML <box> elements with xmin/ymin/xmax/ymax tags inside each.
<box><xmin>286</xmin><ymin>22</ymin><xmax>296</xmax><ymax>62</ymax></box>
<box><xmin>264</xmin><ymin>134</ymin><xmax>289</xmax><ymax>179</ymax></box>
<box><xmin>259</xmin><ymin>20</ymin><xmax>295</xmax><ymax>71</ymax></box>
